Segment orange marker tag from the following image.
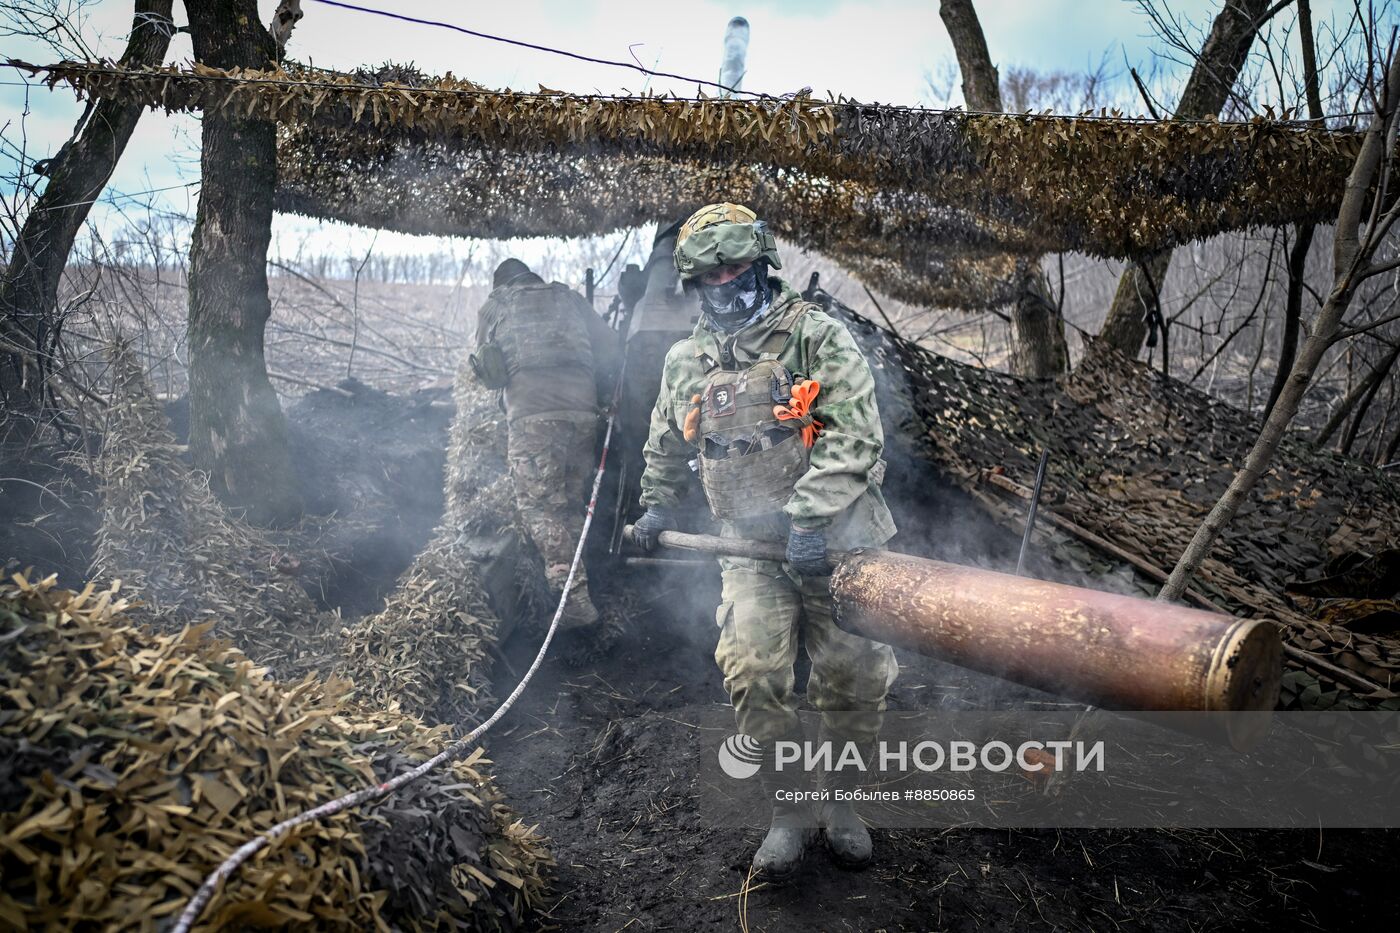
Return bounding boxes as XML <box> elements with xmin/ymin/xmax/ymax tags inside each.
<box><xmin>682</xmin><ymin>393</ymin><xmax>703</xmax><ymax>443</ymax></box>
<box><xmin>773</xmin><ymin>380</ymin><xmax>823</xmax><ymax>448</ymax></box>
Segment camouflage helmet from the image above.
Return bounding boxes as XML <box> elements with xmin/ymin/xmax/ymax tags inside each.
<box><xmin>673</xmin><ymin>202</ymin><xmax>782</xmax><ymax>281</ymax></box>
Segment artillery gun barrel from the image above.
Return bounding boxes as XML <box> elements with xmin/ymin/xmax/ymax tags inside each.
<box><xmin>626</xmin><ymin>528</ymin><xmax>1281</xmax><ymax>747</ymax></box>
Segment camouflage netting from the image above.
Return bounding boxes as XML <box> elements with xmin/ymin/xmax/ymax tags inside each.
<box><xmin>0</xmin><ymin>572</ymin><xmax>550</xmax><ymax>931</ymax></box>
<box><xmin>335</xmin><ymin>535</ymin><xmax>500</xmax><ymax>726</ymax></box>
<box><xmin>29</xmin><ymin>60</ymin><xmax>1365</xmax><ymax>308</ymax></box>
<box><xmin>274</xmin><ymin>135</ymin><xmax>1029</xmax><ymax>308</ymax></box>
<box><xmin>335</xmin><ymin>364</ymin><xmax>550</xmax><ymax>725</ymax></box>
<box><xmin>87</xmin><ymin>347</ymin><xmax>333</xmax><ymax>675</ymax></box>
<box><xmin>835</xmin><ymin>306</ymin><xmax>1400</xmax><ymax>709</ymax></box>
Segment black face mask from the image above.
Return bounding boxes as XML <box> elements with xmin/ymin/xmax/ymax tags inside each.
<box><xmin>699</xmin><ymin>263</ymin><xmax>770</xmax><ymax>331</ymax></box>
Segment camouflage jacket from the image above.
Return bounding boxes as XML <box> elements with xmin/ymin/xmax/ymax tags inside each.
<box><xmin>639</xmin><ymin>277</ymin><xmax>895</xmax><ymax>548</ymax></box>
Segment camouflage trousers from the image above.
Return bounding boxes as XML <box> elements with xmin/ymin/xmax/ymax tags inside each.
<box><xmin>714</xmin><ymin>555</ymin><xmax>898</xmax><ymax>745</ymax></box>
<box><xmin>507</xmin><ymin>416</ymin><xmax>599</xmax><ymax>629</ymax></box>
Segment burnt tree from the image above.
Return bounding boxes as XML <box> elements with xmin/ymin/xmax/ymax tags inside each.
<box><xmin>1087</xmin><ymin>0</ymin><xmax>1273</xmax><ymax>368</ymax></box>
<box><xmin>186</xmin><ymin>0</ymin><xmax>301</xmax><ymax>525</ymax></box>
<box><xmin>939</xmin><ymin>0</ymin><xmax>1069</xmax><ymax>379</ymax></box>
<box><xmin>0</xmin><ymin>1</ymin><xmax>174</xmax><ymax>437</ymax></box>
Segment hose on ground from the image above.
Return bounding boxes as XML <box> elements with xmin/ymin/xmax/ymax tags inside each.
<box><xmin>170</xmin><ymin>392</ymin><xmax>622</xmax><ymax>933</ymax></box>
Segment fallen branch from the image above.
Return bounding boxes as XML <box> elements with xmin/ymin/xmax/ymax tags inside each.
<box><xmin>1281</xmin><ymin>643</ymin><xmax>1394</xmax><ymax>697</ymax></box>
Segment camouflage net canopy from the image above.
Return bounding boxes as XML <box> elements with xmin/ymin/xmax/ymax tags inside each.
<box><xmin>832</xmin><ymin>305</ymin><xmax>1400</xmax><ymax>709</ymax></box>
<box><xmin>0</xmin><ymin>573</ymin><xmax>550</xmax><ymax>931</ymax></box>
<box><xmin>32</xmin><ymin>60</ymin><xmax>1364</xmax><ymax>308</ymax></box>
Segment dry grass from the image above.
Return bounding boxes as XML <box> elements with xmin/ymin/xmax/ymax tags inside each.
<box><xmin>0</xmin><ymin>571</ymin><xmax>551</xmax><ymax>931</ymax></box>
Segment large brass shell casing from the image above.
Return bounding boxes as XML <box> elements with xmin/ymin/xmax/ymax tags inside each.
<box><xmin>623</xmin><ymin>528</ymin><xmax>1283</xmax><ymax>748</ymax></box>
<box><xmin>831</xmin><ymin>550</ymin><xmax>1281</xmax><ymax>748</ymax></box>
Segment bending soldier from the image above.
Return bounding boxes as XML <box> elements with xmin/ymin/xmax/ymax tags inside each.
<box><xmin>472</xmin><ymin>258</ymin><xmax>620</xmax><ymax>646</ymax></box>
<box><xmin>633</xmin><ymin>204</ymin><xmax>898</xmax><ymax>880</ymax></box>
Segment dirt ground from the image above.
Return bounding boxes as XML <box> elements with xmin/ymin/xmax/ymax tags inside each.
<box><xmin>277</xmin><ymin>385</ymin><xmax>1396</xmax><ymax>933</ymax></box>
<box><xmin>485</xmin><ymin>573</ymin><xmax>1393</xmax><ymax>933</ymax></box>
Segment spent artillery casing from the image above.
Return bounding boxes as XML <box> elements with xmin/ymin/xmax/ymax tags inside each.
<box><xmin>626</xmin><ymin>528</ymin><xmax>1282</xmax><ymax>747</ymax></box>
<box><xmin>831</xmin><ymin>550</ymin><xmax>1281</xmax><ymax>746</ymax></box>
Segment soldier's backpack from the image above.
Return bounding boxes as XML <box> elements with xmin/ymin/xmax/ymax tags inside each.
<box><xmin>474</xmin><ymin>283</ymin><xmax>595</xmax><ymax>391</ymax></box>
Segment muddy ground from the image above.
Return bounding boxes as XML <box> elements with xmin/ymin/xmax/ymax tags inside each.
<box><xmin>278</xmin><ymin>386</ymin><xmax>1395</xmax><ymax>933</ymax></box>
<box><xmin>4</xmin><ymin>382</ymin><xmax>1395</xmax><ymax>932</ymax></box>
<box><xmin>485</xmin><ymin>568</ymin><xmax>1394</xmax><ymax>933</ymax></box>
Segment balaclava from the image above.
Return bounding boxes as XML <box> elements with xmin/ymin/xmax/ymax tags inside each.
<box><xmin>699</xmin><ymin>260</ymin><xmax>771</xmax><ymax>333</ymax></box>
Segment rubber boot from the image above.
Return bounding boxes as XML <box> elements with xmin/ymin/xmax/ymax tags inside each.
<box><xmin>558</xmin><ymin>602</ymin><xmax>622</xmax><ymax>667</ymax></box>
<box><xmin>553</xmin><ymin>578</ymin><xmax>602</xmax><ymax>665</ymax></box>
<box><xmin>753</xmin><ymin>771</ymin><xmax>817</xmax><ymax>882</ymax></box>
<box><xmin>559</xmin><ymin>583</ymin><xmax>600</xmax><ymax>632</ymax></box>
<box><xmin>749</xmin><ymin>729</ymin><xmax>816</xmax><ymax>882</ymax></box>
<box><xmin>817</xmin><ymin>734</ymin><xmax>874</xmax><ymax>870</ymax></box>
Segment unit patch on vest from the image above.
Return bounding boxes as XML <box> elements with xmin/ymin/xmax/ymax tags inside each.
<box><xmin>708</xmin><ymin>383</ymin><xmax>737</xmax><ymax>417</ymax></box>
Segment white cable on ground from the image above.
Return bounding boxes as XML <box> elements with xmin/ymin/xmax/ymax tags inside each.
<box><xmin>171</xmin><ymin>395</ymin><xmax>622</xmax><ymax>933</ymax></box>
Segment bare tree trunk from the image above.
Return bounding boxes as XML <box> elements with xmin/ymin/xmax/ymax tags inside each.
<box><xmin>1264</xmin><ymin>225</ymin><xmax>1314</xmax><ymax>418</ymax></box>
<box><xmin>269</xmin><ymin>0</ymin><xmax>305</xmax><ymax>56</ymax></box>
<box><xmin>1383</xmin><ymin>419</ymin><xmax>1400</xmax><ymax>465</ymax></box>
<box><xmin>939</xmin><ymin>0</ymin><xmax>1069</xmax><ymax>378</ymax></box>
<box><xmin>1010</xmin><ymin>262</ymin><xmax>1070</xmax><ymax>376</ymax></box>
<box><xmin>0</xmin><ymin>1</ymin><xmax>174</xmax><ymax>438</ymax></box>
<box><xmin>1094</xmin><ymin>251</ymin><xmax>1174</xmax><ymax>367</ymax></box>
<box><xmin>1365</xmin><ymin>379</ymin><xmax>1396</xmax><ymax>461</ymax></box>
<box><xmin>1160</xmin><ymin>49</ymin><xmax>1400</xmax><ymax>602</ymax></box>
<box><xmin>1313</xmin><ymin>342</ymin><xmax>1390</xmax><ymax>447</ymax></box>
<box><xmin>1086</xmin><ymin>0</ymin><xmax>1272</xmax><ymax>367</ymax></box>
<box><xmin>1296</xmin><ymin>0</ymin><xmax>1324</xmax><ymax>121</ymax></box>
<box><xmin>1340</xmin><ymin>344</ymin><xmax>1399</xmax><ymax>456</ymax></box>
<box><xmin>1264</xmin><ymin>1</ymin><xmax>1323</xmax><ymax>421</ymax></box>
<box><xmin>186</xmin><ymin>0</ymin><xmax>302</xmax><ymax>525</ymax></box>
<box><xmin>939</xmin><ymin>0</ymin><xmax>1001</xmax><ymax>112</ymax></box>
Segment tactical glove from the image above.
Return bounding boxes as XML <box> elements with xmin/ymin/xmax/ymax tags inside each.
<box><xmin>786</xmin><ymin>524</ymin><xmax>832</xmax><ymax>577</ymax></box>
<box><xmin>631</xmin><ymin>507</ymin><xmax>677</xmax><ymax>554</ymax></box>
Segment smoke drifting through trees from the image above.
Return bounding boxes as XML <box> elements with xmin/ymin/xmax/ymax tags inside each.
<box><xmin>23</xmin><ymin>206</ymin><xmax>1395</xmax><ymax>465</ymax></box>
<box><xmin>185</xmin><ymin>0</ymin><xmax>301</xmax><ymax>526</ymax></box>
<box><xmin>0</xmin><ymin>5</ymin><xmax>1398</xmax><ymax>932</ymax></box>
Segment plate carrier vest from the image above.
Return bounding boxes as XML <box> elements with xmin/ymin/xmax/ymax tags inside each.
<box><xmin>694</xmin><ymin>303</ymin><xmax>811</xmax><ymax>521</ymax></box>
<box><xmin>490</xmin><ymin>283</ymin><xmax>595</xmax><ymax>378</ymax></box>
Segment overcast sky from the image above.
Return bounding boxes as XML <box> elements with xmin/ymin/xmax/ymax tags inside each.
<box><xmin>0</xmin><ymin>0</ymin><xmax>1357</xmax><ymax>261</ymax></box>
